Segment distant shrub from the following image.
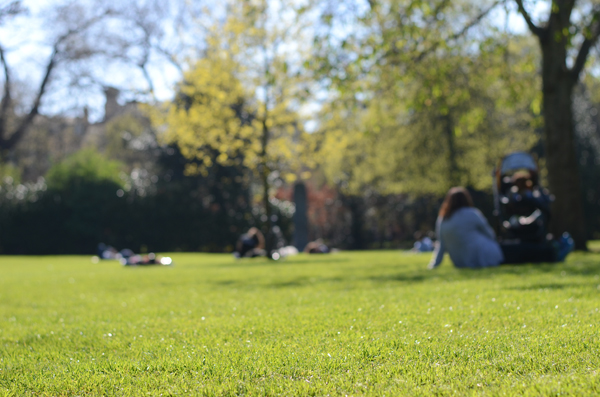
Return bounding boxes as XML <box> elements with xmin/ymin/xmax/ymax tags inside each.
<box><xmin>0</xmin><ymin>150</ymin><xmax>125</xmax><ymax>254</ymax></box>
<box><xmin>0</xmin><ymin>147</ymin><xmax>301</xmax><ymax>254</ymax></box>
<box><xmin>45</xmin><ymin>148</ymin><xmax>125</xmax><ymax>190</ymax></box>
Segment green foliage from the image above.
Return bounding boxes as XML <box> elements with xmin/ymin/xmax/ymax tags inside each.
<box><xmin>312</xmin><ymin>1</ymin><xmax>542</xmax><ymax>195</ymax></box>
<box><xmin>159</xmin><ymin>57</ymin><xmax>257</xmax><ymax>175</ymax></box>
<box><xmin>153</xmin><ymin>0</ymin><xmax>313</xmax><ymax>183</ymax></box>
<box><xmin>1</xmin><ymin>251</ymin><xmax>600</xmax><ymax>395</ymax></box>
<box><xmin>4</xmin><ymin>149</ymin><xmax>127</xmax><ymax>255</ymax></box>
<box><xmin>2</xmin><ymin>149</ymin><xmax>127</xmax><ymax>255</ymax></box>
<box><xmin>0</xmin><ymin>146</ymin><xmax>258</xmax><ymax>254</ymax></box>
<box><xmin>150</xmin><ymin>0</ymin><xmax>315</xmax><ymax>251</ymax></box>
<box><xmin>0</xmin><ymin>161</ymin><xmax>21</xmax><ymax>184</ymax></box>
<box><xmin>45</xmin><ymin>148</ymin><xmax>125</xmax><ymax>191</ymax></box>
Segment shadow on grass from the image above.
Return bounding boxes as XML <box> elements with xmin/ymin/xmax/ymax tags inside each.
<box><xmin>505</xmin><ymin>282</ymin><xmax>586</xmax><ymax>291</ymax></box>
<box><xmin>368</xmin><ymin>272</ymin><xmax>430</xmax><ymax>284</ymax></box>
<box><xmin>214</xmin><ymin>256</ymin><xmax>350</xmax><ymax>268</ymax></box>
<box><xmin>208</xmin><ymin>252</ymin><xmax>600</xmax><ymax>290</ymax></box>
<box><xmin>213</xmin><ymin>275</ymin><xmax>348</xmax><ymax>289</ymax></box>
<box><xmin>270</xmin><ymin>276</ymin><xmax>346</xmax><ymax>288</ymax></box>
<box><xmin>369</xmin><ymin>264</ymin><xmax>556</xmax><ymax>284</ymax></box>
<box><xmin>374</xmin><ymin>257</ymin><xmax>600</xmax><ymax>286</ymax></box>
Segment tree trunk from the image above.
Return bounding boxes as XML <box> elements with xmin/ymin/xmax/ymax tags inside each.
<box><xmin>348</xmin><ymin>195</ymin><xmax>366</xmax><ymax>250</ymax></box>
<box><xmin>443</xmin><ymin>113</ymin><xmax>460</xmax><ymax>188</ymax></box>
<box><xmin>540</xmin><ymin>38</ymin><xmax>587</xmax><ymax>249</ymax></box>
<box><xmin>260</xmin><ymin>114</ymin><xmax>274</xmax><ymax>257</ymax></box>
<box><xmin>293</xmin><ymin>182</ymin><xmax>308</xmax><ymax>251</ymax></box>
<box><xmin>261</xmin><ymin>165</ymin><xmax>273</xmax><ymax>255</ymax></box>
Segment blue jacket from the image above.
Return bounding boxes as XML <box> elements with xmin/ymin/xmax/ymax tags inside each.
<box><xmin>429</xmin><ymin>207</ymin><xmax>504</xmax><ymax>269</ymax></box>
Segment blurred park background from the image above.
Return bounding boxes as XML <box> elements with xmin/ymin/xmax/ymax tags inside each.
<box><xmin>0</xmin><ymin>0</ymin><xmax>599</xmax><ymax>255</ymax></box>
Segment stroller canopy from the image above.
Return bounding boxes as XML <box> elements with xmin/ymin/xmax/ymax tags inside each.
<box><xmin>500</xmin><ymin>152</ymin><xmax>538</xmax><ymax>174</ymax></box>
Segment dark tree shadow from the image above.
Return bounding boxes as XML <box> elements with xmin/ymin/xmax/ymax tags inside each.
<box><xmin>212</xmin><ymin>256</ymin><xmax>351</xmax><ymax>269</ymax></box>
<box><xmin>206</xmin><ymin>252</ymin><xmax>600</xmax><ymax>290</ymax></box>
<box><xmin>505</xmin><ymin>282</ymin><xmax>591</xmax><ymax>291</ymax></box>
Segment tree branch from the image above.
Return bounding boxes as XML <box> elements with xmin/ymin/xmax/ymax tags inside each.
<box><xmin>153</xmin><ymin>45</ymin><xmax>184</xmax><ymax>74</ymax></box>
<box><xmin>54</xmin><ymin>9</ymin><xmax>113</xmax><ymax>49</ymax></box>
<box><xmin>0</xmin><ymin>46</ymin><xmax>57</xmax><ymax>150</ymax></box>
<box><xmin>413</xmin><ymin>0</ymin><xmax>502</xmax><ymax>63</ymax></box>
<box><xmin>514</xmin><ymin>0</ymin><xmax>543</xmax><ymax>37</ymax></box>
<box><xmin>0</xmin><ymin>44</ymin><xmax>12</xmax><ymax>141</ymax></box>
<box><xmin>571</xmin><ymin>7</ymin><xmax>600</xmax><ymax>82</ymax></box>
<box><xmin>0</xmin><ymin>9</ymin><xmax>112</xmax><ymax>151</ymax></box>
<box><xmin>140</xmin><ymin>63</ymin><xmax>156</xmax><ymax>100</ymax></box>
<box><xmin>0</xmin><ymin>1</ymin><xmax>25</xmax><ymax>24</ymax></box>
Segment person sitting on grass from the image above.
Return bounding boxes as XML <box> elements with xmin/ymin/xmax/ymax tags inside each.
<box><xmin>428</xmin><ymin>187</ymin><xmax>573</xmax><ymax>269</ymax></box>
<box><xmin>233</xmin><ymin>227</ymin><xmax>266</xmax><ymax>258</ymax></box>
<box><xmin>412</xmin><ymin>231</ymin><xmax>434</xmax><ymax>252</ymax></box>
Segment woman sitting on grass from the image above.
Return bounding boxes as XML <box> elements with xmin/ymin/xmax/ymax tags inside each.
<box><xmin>428</xmin><ymin>187</ymin><xmax>573</xmax><ymax>269</ymax></box>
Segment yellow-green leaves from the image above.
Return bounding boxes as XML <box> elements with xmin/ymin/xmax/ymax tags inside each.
<box><xmin>156</xmin><ymin>57</ymin><xmax>256</xmax><ymax>175</ymax></box>
<box><xmin>151</xmin><ymin>0</ymin><xmax>313</xmax><ymax>205</ymax></box>
<box><xmin>530</xmin><ymin>92</ymin><xmax>542</xmax><ymax>116</ymax></box>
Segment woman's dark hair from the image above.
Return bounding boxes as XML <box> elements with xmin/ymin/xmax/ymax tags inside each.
<box><xmin>438</xmin><ymin>187</ymin><xmax>474</xmax><ymax>219</ymax></box>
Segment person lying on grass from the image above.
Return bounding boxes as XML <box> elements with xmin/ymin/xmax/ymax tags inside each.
<box><xmin>304</xmin><ymin>239</ymin><xmax>330</xmax><ymax>254</ymax></box>
<box><xmin>120</xmin><ymin>252</ymin><xmax>173</xmax><ymax>266</ymax></box>
<box><xmin>427</xmin><ymin>187</ymin><xmax>573</xmax><ymax>269</ymax></box>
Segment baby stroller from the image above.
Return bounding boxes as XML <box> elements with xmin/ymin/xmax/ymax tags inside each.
<box><xmin>493</xmin><ymin>152</ymin><xmax>552</xmax><ymax>243</ymax></box>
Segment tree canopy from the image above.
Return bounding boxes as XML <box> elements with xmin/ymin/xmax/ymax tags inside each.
<box><xmin>312</xmin><ymin>1</ymin><xmax>542</xmax><ymax>195</ymax></box>
<box><xmin>154</xmin><ymin>0</ymin><xmax>316</xmax><ymax>252</ymax></box>
<box><xmin>3</xmin><ymin>0</ymin><xmax>600</xmax><ymax>251</ymax></box>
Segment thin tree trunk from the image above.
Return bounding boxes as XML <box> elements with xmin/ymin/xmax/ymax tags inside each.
<box><xmin>261</xmin><ymin>163</ymin><xmax>273</xmax><ymax>253</ymax></box>
<box><xmin>348</xmin><ymin>195</ymin><xmax>365</xmax><ymax>250</ymax></box>
<box><xmin>260</xmin><ymin>115</ymin><xmax>273</xmax><ymax>256</ymax></box>
<box><xmin>444</xmin><ymin>113</ymin><xmax>459</xmax><ymax>188</ymax></box>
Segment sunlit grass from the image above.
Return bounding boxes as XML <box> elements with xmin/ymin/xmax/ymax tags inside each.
<box><xmin>1</xmin><ymin>249</ymin><xmax>599</xmax><ymax>396</ymax></box>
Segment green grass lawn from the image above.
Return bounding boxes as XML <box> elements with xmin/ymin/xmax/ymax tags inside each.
<box><xmin>1</xmin><ymin>250</ymin><xmax>599</xmax><ymax>396</ymax></box>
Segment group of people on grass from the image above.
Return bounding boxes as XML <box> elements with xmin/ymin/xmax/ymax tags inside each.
<box><xmin>96</xmin><ymin>243</ymin><xmax>173</xmax><ymax>266</ymax></box>
<box><xmin>232</xmin><ymin>226</ymin><xmax>331</xmax><ymax>259</ymax></box>
<box><xmin>232</xmin><ymin>181</ymin><xmax>573</xmax><ymax>267</ymax></box>
<box><xmin>103</xmin><ymin>156</ymin><xmax>573</xmax><ymax>268</ymax></box>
